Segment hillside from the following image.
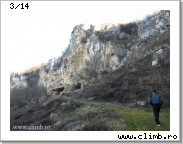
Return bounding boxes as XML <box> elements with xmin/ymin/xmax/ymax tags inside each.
<box><xmin>10</xmin><ymin>10</ymin><xmax>170</xmax><ymax>131</ymax></box>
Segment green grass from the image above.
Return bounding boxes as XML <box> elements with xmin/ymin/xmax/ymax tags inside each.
<box><xmin>76</xmin><ymin>105</ymin><xmax>103</xmax><ymax>114</ymax></box>
<box><xmin>78</xmin><ymin>101</ymin><xmax>170</xmax><ymax>131</ymax></box>
<box><xmin>74</xmin><ymin>100</ymin><xmax>170</xmax><ymax>131</ymax></box>
<box><xmin>116</xmin><ymin>106</ymin><xmax>170</xmax><ymax>131</ymax></box>
<box><xmin>55</xmin><ymin>95</ymin><xmax>170</xmax><ymax>131</ymax></box>
<box><xmin>87</xmin><ymin>101</ymin><xmax>170</xmax><ymax>131</ymax></box>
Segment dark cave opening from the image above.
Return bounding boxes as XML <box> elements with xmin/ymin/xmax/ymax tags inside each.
<box><xmin>53</xmin><ymin>87</ymin><xmax>64</xmax><ymax>95</ymax></box>
<box><xmin>74</xmin><ymin>83</ymin><xmax>81</xmax><ymax>89</ymax></box>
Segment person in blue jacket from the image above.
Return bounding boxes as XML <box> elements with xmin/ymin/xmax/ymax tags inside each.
<box><xmin>149</xmin><ymin>90</ymin><xmax>163</xmax><ymax>126</ymax></box>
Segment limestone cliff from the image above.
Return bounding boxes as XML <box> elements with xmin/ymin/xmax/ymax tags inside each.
<box><xmin>10</xmin><ymin>70</ymin><xmax>40</xmax><ymax>89</ymax></box>
<box><xmin>10</xmin><ymin>10</ymin><xmax>170</xmax><ymax>97</ymax></box>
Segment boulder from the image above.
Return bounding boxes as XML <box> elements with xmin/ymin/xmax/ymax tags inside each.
<box><xmin>62</xmin><ymin>122</ymin><xmax>86</xmax><ymax>131</ymax></box>
<box><xmin>67</xmin><ymin>101</ymin><xmax>71</xmax><ymax>105</ymax></box>
<box><xmin>137</xmin><ymin>101</ymin><xmax>146</xmax><ymax>106</ymax></box>
<box><xmin>60</xmin><ymin>102</ymin><xmax>67</xmax><ymax>106</ymax></box>
<box><xmin>49</xmin><ymin>113</ymin><xmax>58</xmax><ymax>121</ymax></box>
<box><xmin>87</xmin><ymin>97</ymin><xmax>95</xmax><ymax>101</ymax></box>
<box><xmin>118</xmin><ymin>32</ymin><xmax>130</xmax><ymax>40</ymax></box>
<box><xmin>42</xmin><ymin>101</ymin><xmax>49</xmax><ymax>107</ymax></box>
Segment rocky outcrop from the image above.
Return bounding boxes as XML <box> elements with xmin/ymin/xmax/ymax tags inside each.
<box><xmin>10</xmin><ymin>10</ymin><xmax>170</xmax><ymax>96</ymax></box>
<box><xmin>10</xmin><ymin>73</ymin><xmax>27</xmax><ymax>89</ymax></box>
<box><xmin>138</xmin><ymin>10</ymin><xmax>170</xmax><ymax>40</ymax></box>
<box><xmin>10</xmin><ymin>70</ymin><xmax>40</xmax><ymax>89</ymax></box>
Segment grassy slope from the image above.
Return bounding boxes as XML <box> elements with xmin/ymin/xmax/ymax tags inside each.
<box><xmin>11</xmin><ymin>94</ymin><xmax>170</xmax><ymax>131</ymax></box>
<box><xmin>116</xmin><ymin>106</ymin><xmax>170</xmax><ymax>131</ymax></box>
<box><xmin>61</xmin><ymin>95</ymin><xmax>170</xmax><ymax>131</ymax></box>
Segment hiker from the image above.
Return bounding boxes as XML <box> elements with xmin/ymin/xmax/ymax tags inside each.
<box><xmin>149</xmin><ymin>90</ymin><xmax>163</xmax><ymax>126</ymax></box>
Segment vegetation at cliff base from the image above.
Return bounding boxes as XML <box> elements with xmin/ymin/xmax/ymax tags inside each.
<box><xmin>10</xmin><ymin>93</ymin><xmax>170</xmax><ymax>131</ymax></box>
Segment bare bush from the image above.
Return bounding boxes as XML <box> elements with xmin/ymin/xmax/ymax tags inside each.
<box><xmin>20</xmin><ymin>65</ymin><xmax>41</xmax><ymax>74</ymax></box>
<box><xmin>10</xmin><ymin>86</ymin><xmax>47</xmax><ymax>109</ymax></box>
<box><xmin>119</xmin><ymin>22</ymin><xmax>137</xmax><ymax>35</ymax></box>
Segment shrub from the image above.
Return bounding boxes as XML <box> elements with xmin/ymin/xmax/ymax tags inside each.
<box><xmin>94</xmin><ymin>31</ymin><xmax>100</xmax><ymax>35</ymax></box>
<box><xmin>10</xmin><ymin>86</ymin><xmax>47</xmax><ymax>109</ymax></box>
<box><xmin>20</xmin><ymin>65</ymin><xmax>41</xmax><ymax>74</ymax></box>
<box><xmin>119</xmin><ymin>22</ymin><xmax>137</xmax><ymax>35</ymax></box>
<box><xmin>98</xmin><ymin>31</ymin><xmax>108</xmax><ymax>42</ymax></box>
<box><xmin>85</xmin><ymin>29</ymin><xmax>91</xmax><ymax>38</ymax></box>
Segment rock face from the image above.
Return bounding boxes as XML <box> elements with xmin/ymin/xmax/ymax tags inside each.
<box><xmin>10</xmin><ymin>70</ymin><xmax>40</xmax><ymax>89</ymax></box>
<box><xmin>138</xmin><ymin>11</ymin><xmax>170</xmax><ymax>40</ymax></box>
<box><xmin>10</xmin><ymin>11</ymin><xmax>170</xmax><ymax>98</ymax></box>
<box><xmin>10</xmin><ymin>73</ymin><xmax>27</xmax><ymax>88</ymax></box>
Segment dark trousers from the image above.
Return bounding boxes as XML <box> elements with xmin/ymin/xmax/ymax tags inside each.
<box><xmin>152</xmin><ymin>104</ymin><xmax>161</xmax><ymax>124</ymax></box>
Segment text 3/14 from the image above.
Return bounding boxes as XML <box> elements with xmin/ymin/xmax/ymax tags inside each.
<box><xmin>10</xmin><ymin>3</ymin><xmax>29</xmax><ymax>9</ymax></box>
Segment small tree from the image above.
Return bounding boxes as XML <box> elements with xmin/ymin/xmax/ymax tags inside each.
<box><xmin>10</xmin><ymin>86</ymin><xmax>47</xmax><ymax>109</ymax></box>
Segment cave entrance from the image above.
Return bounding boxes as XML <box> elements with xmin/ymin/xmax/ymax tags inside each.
<box><xmin>74</xmin><ymin>83</ymin><xmax>81</xmax><ymax>89</ymax></box>
<box><xmin>53</xmin><ymin>87</ymin><xmax>64</xmax><ymax>95</ymax></box>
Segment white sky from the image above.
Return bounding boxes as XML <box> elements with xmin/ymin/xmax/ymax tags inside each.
<box><xmin>2</xmin><ymin>1</ymin><xmax>160</xmax><ymax>73</ymax></box>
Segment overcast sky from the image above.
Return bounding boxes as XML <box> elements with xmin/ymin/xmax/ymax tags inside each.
<box><xmin>2</xmin><ymin>1</ymin><xmax>160</xmax><ymax>73</ymax></box>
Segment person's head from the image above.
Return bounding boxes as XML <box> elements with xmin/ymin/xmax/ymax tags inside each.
<box><xmin>152</xmin><ymin>90</ymin><xmax>157</xmax><ymax>94</ymax></box>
